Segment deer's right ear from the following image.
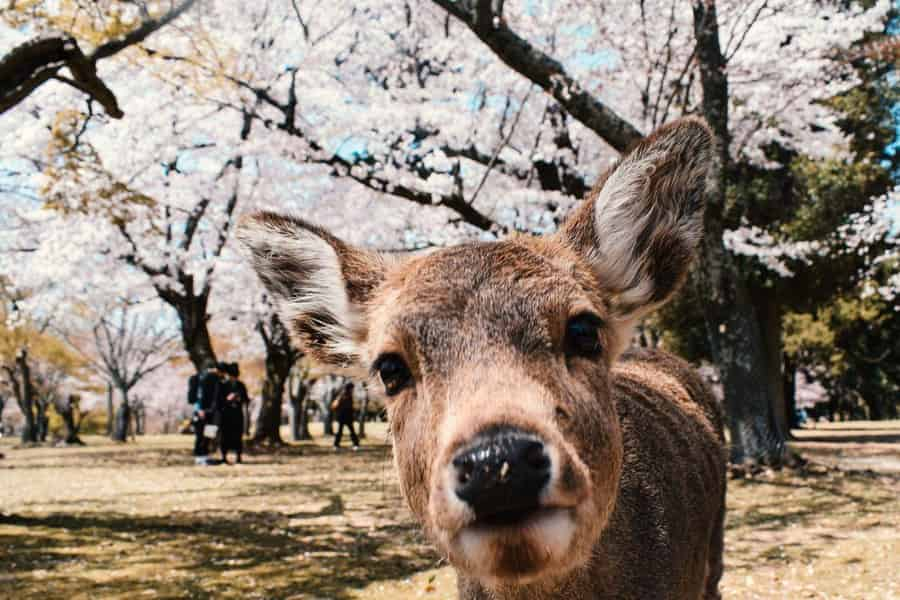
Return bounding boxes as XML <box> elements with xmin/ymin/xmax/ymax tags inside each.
<box><xmin>236</xmin><ymin>212</ymin><xmax>386</xmax><ymax>373</ymax></box>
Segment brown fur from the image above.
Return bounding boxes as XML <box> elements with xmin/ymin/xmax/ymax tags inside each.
<box><xmin>237</xmin><ymin>117</ymin><xmax>727</xmax><ymax>600</ymax></box>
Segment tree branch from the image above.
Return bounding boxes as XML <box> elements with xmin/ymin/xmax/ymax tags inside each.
<box><xmin>89</xmin><ymin>0</ymin><xmax>199</xmax><ymax>62</ymax></box>
<box><xmin>431</xmin><ymin>0</ymin><xmax>643</xmax><ymax>152</ymax></box>
<box><xmin>0</xmin><ymin>0</ymin><xmax>197</xmax><ymax>117</ymax></box>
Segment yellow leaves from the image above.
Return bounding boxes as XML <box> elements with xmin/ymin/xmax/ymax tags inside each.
<box><xmin>1</xmin><ymin>1</ymin><xmax>164</xmax><ymax>56</ymax></box>
<box><xmin>40</xmin><ymin>107</ymin><xmax>157</xmax><ymax>218</ymax></box>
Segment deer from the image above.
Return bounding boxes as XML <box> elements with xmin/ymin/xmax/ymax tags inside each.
<box><xmin>237</xmin><ymin>117</ymin><xmax>727</xmax><ymax>600</ymax></box>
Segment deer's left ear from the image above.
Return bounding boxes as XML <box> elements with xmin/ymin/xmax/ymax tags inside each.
<box><xmin>556</xmin><ymin>117</ymin><xmax>714</xmax><ymax>320</ymax></box>
<box><xmin>236</xmin><ymin>212</ymin><xmax>387</xmax><ymax>374</ymax></box>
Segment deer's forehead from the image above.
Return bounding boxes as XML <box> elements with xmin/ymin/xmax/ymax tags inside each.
<box><xmin>369</xmin><ymin>240</ymin><xmax>605</xmax><ymax>335</ymax></box>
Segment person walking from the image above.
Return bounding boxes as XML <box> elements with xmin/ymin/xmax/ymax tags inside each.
<box><xmin>332</xmin><ymin>381</ymin><xmax>360</xmax><ymax>451</ymax></box>
<box><xmin>219</xmin><ymin>362</ymin><xmax>248</xmax><ymax>464</ymax></box>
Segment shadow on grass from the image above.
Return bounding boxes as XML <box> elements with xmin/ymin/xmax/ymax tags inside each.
<box><xmin>727</xmin><ymin>474</ymin><xmax>896</xmax><ymax>532</ymax></box>
<box><xmin>0</xmin><ymin>504</ymin><xmax>438</xmax><ymax>600</ymax></box>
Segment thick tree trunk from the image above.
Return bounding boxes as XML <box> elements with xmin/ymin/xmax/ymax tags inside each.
<box><xmin>255</xmin><ymin>377</ymin><xmax>286</xmax><ymax>445</ymax></box>
<box><xmin>750</xmin><ymin>286</ymin><xmax>789</xmax><ymax>441</ymax></box>
<box><xmin>692</xmin><ymin>0</ymin><xmax>785</xmax><ymax>466</ymax></box>
<box><xmin>171</xmin><ymin>292</ymin><xmax>218</xmax><ymax>372</ymax></box>
<box><xmin>252</xmin><ymin>313</ymin><xmax>298</xmax><ymax>446</ymax></box>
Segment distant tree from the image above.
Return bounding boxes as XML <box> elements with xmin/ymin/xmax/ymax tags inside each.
<box><xmin>53</xmin><ymin>394</ymin><xmax>90</xmax><ymax>445</ymax></box>
<box><xmin>60</xmin><ymin>302</ymin><xmax>177</xmax><ymax>442</ymax></box>
<box><xmin>253</xmin><ymin>311</ymin><xmax>301</xmax><ymax>446</ymax></box>
<box><xmin>288</xmin><ymin>365</ymin><xmax>313</xmax><ymax>442</ymax></box>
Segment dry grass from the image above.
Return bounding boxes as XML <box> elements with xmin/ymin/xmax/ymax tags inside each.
<box><xmin>1</xmin><ymin>421</ymin><xmax>899</xmax><ymax>599</ymax></box>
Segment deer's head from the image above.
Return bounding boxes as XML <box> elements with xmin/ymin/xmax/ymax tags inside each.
<box><xmin>237</xmin><ymin>118</ymin><xmax>713</xmax><ymax>586</ymax></box>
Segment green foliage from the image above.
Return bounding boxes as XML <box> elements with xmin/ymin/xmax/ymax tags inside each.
<box><xmin>658</xmin><ymin>6</ymin><xmax>898</xmax><ymax>409</ymax></box>
<box><xmin>784</xmin><ymin>259</ymin><xmax>899</xmax><ymax>420</ymax></box>
<box><xmin>77</xmin><ymin>411</ymin><xmax>109</xmax><ymax>436</ymax></box>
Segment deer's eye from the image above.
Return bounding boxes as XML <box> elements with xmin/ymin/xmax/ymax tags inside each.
<box><xmin>373</xmin><ymin>353</ymin><xmax>412</xmax><ymax>396</ymax></box>
<box><xmin>565</xmin><ymin>313</ymin><xmax>603</xmax><ymax>358</ymax></box>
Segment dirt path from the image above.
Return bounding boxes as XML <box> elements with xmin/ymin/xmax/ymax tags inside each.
<box><xmin>1</xmin><ymin>422</ymin><xmax>898</xmax><ymax>599</ymax></box>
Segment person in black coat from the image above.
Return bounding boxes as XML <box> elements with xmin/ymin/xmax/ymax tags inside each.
<box><xmin>333</xmin><ymin>381</ymin><xmax>360</xmax><ymax>450</ymax></box>
<box><xmin>219</xmin><ymin>362</ymin><xmax>248</xmax><ymax>464</ymax></box>
<box><xmin>190</xmin><ymin>365</ymin><xmax>222</xmax><ymax>465</ymax></box>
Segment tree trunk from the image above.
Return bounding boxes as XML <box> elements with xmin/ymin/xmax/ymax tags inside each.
<box><xmin>252</xmin><ymin>313</ymin><xmax>297</xmax><ymax>446</ymax></box>
<box><xmin>58</xmin><ymin>396</ymin><xmax>85</xmax><ymax>445</ymax></box>
<box><xmin>750</xmin><ymin>285</ymin><xmax>789</xmax><ymax>441</ymax></box>
<box><xmin>14</xmin><ymin>350</ymin><xmax>37</xmax><ymax>443</ymax></box>
<box><xmin>36</xmin><ymin>397</ymin><xmax>49</xmax><ymax>442</ymax></box>
<box><xmin>784</xmin><ymin>355</ymin><xmax>799</xmax><ymax>430</ymax></box>
<box><xmin>133</xmin><ymin>399</ymin><xmax>145</xmax><ymax>435</ymax></box>
<box><xmin>692</xmin><ymin>0</ymin><xmax>785</xmax><ymax>466</ymax></box>
<box><xmin>288</xmin><ymin>373</ymin><xmax>312</xmax><ymax>441</ymax></box>
<box><xmin>297</xmin><ymin>388</ymin><xmax>312</xmax><ymax>440</ymax></box>
<box><xmin>170</xmin><ymin>292</ymin><xmax>218</xmax><ymax>372</ymax></box>
<box><xmin>106</xmin><ymin>382</ymin><xmax>113</xmax><ymax>435</ymax></box>
<box><xmin>112</xmin><ymin>388</ymin><xmax>131</xmax><ymax>442</ymax></box>
<box><xmin>321</xmin><ymin>377</ymin><xmax>336</xmax><ymax>436</ymax></box>
<box><xmin>358</xmin><ymin>384</ymin><xmax>369</xmax><ymax>439</ymax></box>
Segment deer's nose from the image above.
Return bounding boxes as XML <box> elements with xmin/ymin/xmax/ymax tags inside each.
<box><xmin>451</xmin><ymin>428</ymin><xmax>552</xmax><ymax>523</ymax></box>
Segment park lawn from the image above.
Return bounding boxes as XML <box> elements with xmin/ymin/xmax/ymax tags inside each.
<box><xmin>1</xmin><ymin>422</ymin><xmax>898</xmax><ymax>600</ymax></box>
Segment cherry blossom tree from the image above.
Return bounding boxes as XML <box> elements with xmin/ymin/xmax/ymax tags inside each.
<box><xmin>2</xmin><ymin>0</ymin><xmax>894</xmax><ymax>465</ymax></box>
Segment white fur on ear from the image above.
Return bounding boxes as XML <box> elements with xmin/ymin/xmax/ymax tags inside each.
<box><xmin>589</xmin><ymin>149</ymin><xmax>705</xmax><ymax>311</ymax></box>
<box><xmin>236</xmin><ymin>213</ymin><xmax>370</xmax><ymax>374</ymax></box>
<box><xmin>560</xmin><ymin>118</ymin><xmax>713</xmax><ymax>320</ymax></box>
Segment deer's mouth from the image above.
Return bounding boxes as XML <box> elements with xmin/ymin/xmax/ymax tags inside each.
<box><xmin>452</xmin><ymin>506</ymin><xmax>578</xmax><ymax>583</ymax></box>
<box><xmin>468</xmin><ymin>504</ymin><xmax>564</xmax><ymax>529</ymax></box>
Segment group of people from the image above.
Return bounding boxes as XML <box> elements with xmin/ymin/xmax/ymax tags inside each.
<box><xmin>188</xmin><ymin>362</ymin><xmax>249</xmax><ymax>466</ymax></box>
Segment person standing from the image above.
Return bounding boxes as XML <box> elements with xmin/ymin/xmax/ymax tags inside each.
<box><xmin>190</xmin><ymin>364</ymin><xmax>221</xmax><ymax>465</ymax></box>
<box><xmin>219</xmin><ymin>363</ymin><xmax>248</xmax><ymax>464</ymax></box>
<box><xmin>332</xmin><ymin>381</ymin><xmax>360</xmax><ymax>451</ymax></box>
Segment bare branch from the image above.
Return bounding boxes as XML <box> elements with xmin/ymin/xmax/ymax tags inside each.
<box><xmin>470</xmin><ymin>85</ymin><xmax>534</xmax><ymax>207</ymax></box>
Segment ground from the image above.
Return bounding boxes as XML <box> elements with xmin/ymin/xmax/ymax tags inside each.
<box><xmin>1</xmin><ymin>421</ymin><xmax>899</xmax><ymax>600</ymax></box>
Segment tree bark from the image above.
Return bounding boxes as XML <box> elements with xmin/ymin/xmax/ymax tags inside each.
<box><xmin>321</xmin><ymin>377</ymin><xmax>337</xmax><ymax>436</ymax></box>
<box><xmin>784</xmin><ymin>355</ymin><xmax>798</xmax><ymax>430</ymax></box>
<box><xmin>357</xmin><ymin>384</ymin><xmax>369</xmax><ymax>439</ymax></box>
<box><xmin>169</xmin><ymin>291</ymin><xmax>218</xmax><ymax>372</ymax></box>
<box><xmin>13</xmin><ymin>350</ymin><xmax>37</xmax><ymax>443</ymax></box>
<box><xmin>692</xmin><ymin>0</ymin><xmax>785</xmax><ymax>466</ymax></box>
<box><xmin>112</xmin><ymin>387</ymin><xmax>131</xmax><ymax>442</ymax></box>
<box><xmin>750</xmin><ymin>285</ymin><xmax>789</xmax><ymax>441</ymax></box>
<box><xmin>253</xmin><ymin>313</ymin><xmax>298</xmax><ymax>446</ymax></box>
<box><xmin>106</xmin><ymin>382</ymin><xmax>114</xmax><ymax>436</ymax></box>
<box><xmin>288</xmin><ymin>372</ymin><xmax>312</xmax><ymax>441</ymax></box>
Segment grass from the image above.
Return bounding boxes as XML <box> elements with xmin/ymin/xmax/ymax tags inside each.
<box><xmin>1</xmin><ymin>421</ymin><xmax>899</xmax><ymax>599</ymax></box>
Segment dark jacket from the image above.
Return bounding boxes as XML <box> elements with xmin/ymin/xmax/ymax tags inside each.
<box><xmin>335</xmin><ymin>386</ymin><xmax>355</xmax><ymax>423</ymax></box>
<box><xmin>218</xmin><ymin>379</ymin><xmax>247</xmax><ymax>450</ymax></box>
<box><xmin>196</xmin><ymin>371</ymin><xmax>222</xmax><ymax>413</ymax></box>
